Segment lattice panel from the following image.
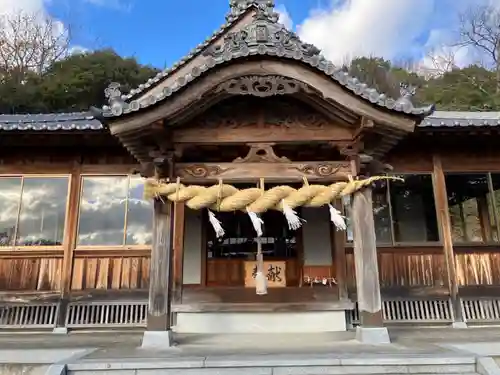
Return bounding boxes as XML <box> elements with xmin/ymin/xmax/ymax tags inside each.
<box><xmin>0</xmin><ymin>303</ymin><xmax>58</xmax><ymax>328</ymax></box>
<box><xmin>349</xmin><ymin>299</ymin><xmax>454</xmax><ymax>325</ymax></box>
<box><xmin>66</xmin><ymin>301</ymin><xmax>147</xmax><ymax>328</ymax></box>
<box><xmin>461</xmin><ymin>298</ymin><xmax>500</xmax><ymax>323</ymax></box>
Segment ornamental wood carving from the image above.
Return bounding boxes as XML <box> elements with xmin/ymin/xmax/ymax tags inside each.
<box><xmin>174</xmin><ymin>161</ymin><xmax>352</xmax><ymax>183</ymax></box>
<box><xmin>215</xmin><ymin>76</ymin><xmax>312</xmax><ymax>98</ymax></box>
<box><xmin>173</xmin><ymin>97</ymin><xmax>354</xmax><ymax>144</ymax></box>
<box><xmin>233</xmin><ymin>143</ymin><xmax>290</xmax><ymax>163</ymax></box>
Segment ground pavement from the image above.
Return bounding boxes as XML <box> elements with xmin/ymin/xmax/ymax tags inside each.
<box><xmin>1</xmin><ymin>327</ymin><xmax>500</xmax><ymax>375</ymax></box>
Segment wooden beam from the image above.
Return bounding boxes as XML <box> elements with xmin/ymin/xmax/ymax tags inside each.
<box><xmin>172</xmin><ymin>123</ymin><xmax>354</xmax><ymax>144</ymax></box>
<box><xmin>147</xmin><ymin>197</ymin><xmax>174</xmax><ymax>331</ymax></box>
<box><xmin>175</xmin><ymin>161</ymin><xmax>352</xmax><ymax>183</ymax></box>
<box><xmin>432</xmin><ymin>155</ymin><xmax>464</xmax><ymax>325</ymax></box>
<box><xmin>172</xmin><ymin>202</ymin><xmax>186</xmax><ymax>304</ymax></box>
<box><xmin>351</xmin><ymin>188</ymin><xmax>384</xmax><ymax>327</ymax></box>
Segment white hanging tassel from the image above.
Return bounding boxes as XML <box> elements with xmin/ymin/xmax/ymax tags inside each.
<box><xmin>208</xmin><ymin>209</ymin><xmax>225</xmax><ymax>238</ymax></box>
<box><xmin>329</xmin><ymin>204</ymin><xmax>347</xmax><ymax>231</ymax></box>
<box><xmin>282</xmin><ymin>199</ymin><xmax>303</xmax><ymax>230</ymax></box>
<box><xmin>247</xmin><ymin>211</ymin><xmax>264</xmax><ymax>237</ymax></box>
<box><xmin>255</xmin><ymin>239</ymin><xmax>267</xmax><ymax>295</ymax></box>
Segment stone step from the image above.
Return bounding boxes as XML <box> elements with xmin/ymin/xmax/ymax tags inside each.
<box><xmin>66</xmin><ymin>355</ymin><xmax>479</xmax><ymax>375</ymax></box>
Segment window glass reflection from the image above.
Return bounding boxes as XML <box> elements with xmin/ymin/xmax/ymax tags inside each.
<box><xmin>0</xmin><ymin>178</ymin><xmax>22</xmax><ymax>246</ymax></box>
<box><xmin>78</xmin><ymin>176</ymin><xmax>127</xmax><ymax>246</ymax></box>
<box><xmin>77</xmin><ymin>176</ymin><xmax>152</xmax><ymax>246</ymax></box>
<box><xmin>372</xmin><ymin>180</ymin><xmax>392</xmax><ymax>244</ymax></box>
<box><xmin>16</xmin><ymin>177</ymin><xmax>69</xmax><ymax>246</ymax></box>
<box><xmin>489</xmin><ymin>174</ymin><xmax>500</xmax><ymax>242</ymax></box>
<box><xmin>126</xmin><ymin>177</ymin><xmax>153</xmax><ymax>245</ymax></box>
<box><xmin>390</xmin><ymin>175</ymin><xmax>439</xmax><ymax>242</ymax></box>
<box><xmin>345</xmin><ymin>174</ymin><xmax>440</xmax><ymax>245</ymax></box>
<box><xmin>445</xmin><ymin>173</ymin><xmax>491</xmax><ymax>243</ymax></box>
<box><xmin>0</xmin><ymin>177</ymin><xmax>69</xmax><ymax>247</ymax></box>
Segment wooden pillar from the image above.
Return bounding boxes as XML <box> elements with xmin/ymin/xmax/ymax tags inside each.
<box><xmin>330</xmin><ymin>201</ymin><xmax>348</xmax><ymax>301</ymax></box>
<box><xmin>143</xmin><ymin>197</ymin><xmax>175</xmax><ymax>347</ymax></box>
<box><xmin>351</xmin><ymin>187</ymin><xmax>389</xmax><ymax>343</ymax></box>
<box><xmin>432</xmin><ymin>155</ymin><xmax>465</xmax><ymax>327</ymax></box>
<box><xmin>55</xmin><ymin>164</ymin><xmax>82</xmax><ymax>333</ymax></box>
<box><xmin>172</xmin><ymin>202</ymin><xmax>186</xmax><ymax>304</ymax></box>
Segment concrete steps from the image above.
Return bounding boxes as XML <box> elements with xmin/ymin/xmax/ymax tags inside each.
<box><xmin>66</xmin><ymin>354</ymin><xmax>480</xmax><ymax>375</ymax></box>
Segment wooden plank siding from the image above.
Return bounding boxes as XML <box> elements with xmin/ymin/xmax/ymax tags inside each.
<box><xmin>70</xmin><ymin>255</ymin><xmax>150</xmax><ymax>291</ymax></box>
<box><xmin>346</xmin><ymin>250</ymin><xmax>447</xmax><ymax>291</ymax></box>
<box><xmin>0</xmin><ymin>254</ymin><xmax>63</xmax><ymax>291</ymax></box>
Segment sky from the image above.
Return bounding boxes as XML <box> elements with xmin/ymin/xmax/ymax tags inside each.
<box><xmin>0</xmin><ymin>0</ymin><xmax>498</xmax><ymax>71</ymax></box>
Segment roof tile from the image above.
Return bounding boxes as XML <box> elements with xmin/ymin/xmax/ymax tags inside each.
<box><xmin>0</xmin><ymin>112</ymin><xmax>103</xmax><ymax>131</ymax></box>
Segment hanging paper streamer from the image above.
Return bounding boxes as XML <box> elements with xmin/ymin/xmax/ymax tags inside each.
<box><xmin>208</xmin><ymin>209</ymin><xmax>225</xmax><ymax>238</ymax></box>
<box><xmin>247</xmin><ymin>211</ymin><xmax>264</xmax><ymax>237</ymax></box>
<box><xmin>282</xmin><ymin>199</ymin><xmax>304</xmax><ymax>230</ymax></box>
<box><xmin>255</xmin><ymin>238</ymin><xmax>267</xmax><ymax>295</ymax></box>
<box><xmin>328</xmin><ymin>204</ymin><xmax>347</xmax><ymax>231</ymax></box>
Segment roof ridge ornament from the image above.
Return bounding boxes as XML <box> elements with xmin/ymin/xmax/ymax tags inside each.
<box><xmin>395</xmin><ymin>82</ymin><xmax>417</xmax><ymax>113</ymax></box>
<box><xmin>104</xmin><ymin>82</ymin><xmax>129</xmax><ymax>116</ymax></box>
<box><xmin>227</xmin><ymin>0</ymin><xmax>278</xmax><ymax>22</ymax></box>
<box><xmin>205</xmin><ymin>10</ymin><xmax>321</xmax><ymax>59</ymax></box>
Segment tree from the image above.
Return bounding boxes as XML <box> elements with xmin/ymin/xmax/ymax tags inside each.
<box><xmin>419</xmin><ymin>65</ymin><xmax>499</xmax><ymax>111</ymax></box>
<box><xmin>0</xmin><ymin>11</ymin><xmax>70</xmax><ymax>83</ymax></box>
<box><xmin>35</xmin><ymin>49</ymin><xmax>159</xmax><ymax>112</ymax></box>
<box><xmin>344</xmin><ymin>57</ymin><xmax>425</xmax><ymax>105</ymax></box>
<box><xmin>457</xmin><ymin>5</ymin><xmax>500</xmax><ymax>93</ymax></box>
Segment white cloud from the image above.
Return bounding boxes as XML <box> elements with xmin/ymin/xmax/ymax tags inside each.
<box><xmin>276</xmin><ymin>4</ymin><xmax>293</xmax><ymax>30</ymax></box>
<box><xmin>296</xmin><ymin>0</ymin><xmax>436</xmax><ymax>66</ymax></box>
<box><xmin>0</xmin><ymin>0</ymin><xmax>46</xmax><ymax>16</ymax></box>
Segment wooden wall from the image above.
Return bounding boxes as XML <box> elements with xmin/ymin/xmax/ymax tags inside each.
<box><xmin>2</xmin><ymin>131</ymin><xmax>500</xmax><ymax>300</ymax></box>
<box><xmin>0</xmin><ymin>143</ymin><xmax>152</xmax><ymax>298</ymax></box>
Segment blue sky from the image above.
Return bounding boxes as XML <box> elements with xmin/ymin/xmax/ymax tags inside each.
<box><xmin>45</xmin><ymin>0</ymin><xmax>324</xmax><ymax>67</ymax></box>
<box><xmin>3</xmin><ymin>0</ymin><xmax>490</xmax><ymax>70</ymax></box>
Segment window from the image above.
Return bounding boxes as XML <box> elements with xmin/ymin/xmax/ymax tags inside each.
<box><xmin>446</xmin><ymin>173</ymin><xmax>500</xmax><ymax>243</ymax></box>
<box><xmin>77</xmin><ymin>176</ymin><xmax>153</xmax><ymax>246</ymax></box>
<box><xmin>389</xmin><ymin>175</ymin><xmax>439</xmax><ymax>243</ymax></box>
<box><xmin>0</xmin><ymin>176</ymin><xmax>69</xmax><ymax>247</ymax></box>
<box><xmin>345</xmin><ymin>174</ymin><xmax>439</xmax><ymax>245</ymax></box>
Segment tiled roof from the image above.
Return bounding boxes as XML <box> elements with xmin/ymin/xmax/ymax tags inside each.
<box><xmin>121</xmin><ymin>1</ymin><xmax>275</xmax><ymax>102</ymax></box>
<box><xmin>0</xmin><ymin>112</ymin><xmax>104</xmax><ymax>131</ymax></box>
<box><xmin>420</xmin><ymin>111</ymin><xmax>500</xmax><ymax>127</ymax></box>
<box><xmin>1</xmin><ymin>110</ymin><xmax>500</xmax><ymax>132</ymax></box>
<box><xmin>101</xmin><ymin>2</ymin><xmax>434</xmax><ymax>119</ymax></box>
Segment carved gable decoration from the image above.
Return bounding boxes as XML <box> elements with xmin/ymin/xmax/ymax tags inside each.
<box><xmin>172</xmin><ymin>97</ymin><xmax>354</xmax><ymax>144</ymax></box>
<box><xmin>215</xmin><ymin>75</ymin><xmax>312</xmax><ymax>97</ymax></box>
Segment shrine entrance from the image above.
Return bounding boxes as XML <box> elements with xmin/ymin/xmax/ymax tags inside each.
<box><xmin>206</xmin><ymin>209</ymin><xmax>299</xmax><ymax>287</ymax></box>
<box><xmin>99</xmin><ymin>0</ymin><xmax>433</xmax><ymax>346</ymax></box>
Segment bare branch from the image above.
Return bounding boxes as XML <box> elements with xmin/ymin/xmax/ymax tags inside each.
<box><xmin>0</xmin><ymin>10</ymin><xmax>70</xmax><ymax>83</ymax></box>
<box><xmin>455</xmin><ymin>4</ymin><xmax>500</xmax><ymax>92</ymax></box>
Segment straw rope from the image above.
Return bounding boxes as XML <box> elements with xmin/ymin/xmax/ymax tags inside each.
<box><xmin>144</xmin><ymin>175</ymin><xmax>401</xmax><ymax>213</ymax></box>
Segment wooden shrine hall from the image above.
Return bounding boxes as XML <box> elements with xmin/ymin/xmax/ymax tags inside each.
<box><xmin>1</xmin><ymin>0</ymin><xmax>500</xmax><ymax>345</ymax></box>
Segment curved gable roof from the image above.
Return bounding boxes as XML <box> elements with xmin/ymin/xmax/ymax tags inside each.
<box><xmin>100</xmin><ymin>2</ymin><xmax>434</xmax><ymax>119</ymax></box>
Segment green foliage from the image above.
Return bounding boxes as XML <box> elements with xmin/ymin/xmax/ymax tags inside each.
<box><xmin>0</xmin><ymin>49</ymin><xmax>159</xmax><ymax>114</ymax></box>
<box><xmin>346</xmin><ymin>57</ymin><xmax>500</xmax><ymax>111</ymax></box>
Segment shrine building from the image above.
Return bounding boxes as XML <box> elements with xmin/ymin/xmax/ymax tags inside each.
<box><xmin>0</xmin><ymin>0</ymin><xmax>500</xmax><ymax>344</ymax></box>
